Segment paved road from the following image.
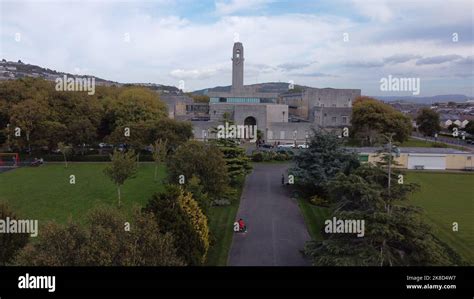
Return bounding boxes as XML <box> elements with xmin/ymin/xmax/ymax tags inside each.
<box><xmin>228</xmin><ymin>163</ymin><xmax>311</xmax><ymax>266</ymax></box>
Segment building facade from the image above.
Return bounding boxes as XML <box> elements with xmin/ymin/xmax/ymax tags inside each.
<box><xmin>163</xmin><ymin>42</ymin><xmax>361</xmax><ymax>143</ymax></box>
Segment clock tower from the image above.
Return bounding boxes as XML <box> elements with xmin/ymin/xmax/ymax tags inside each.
<box><xmin>232</xmin><ymin>42</ymin><xmax>244</xmax><ymax>92</ymax></box>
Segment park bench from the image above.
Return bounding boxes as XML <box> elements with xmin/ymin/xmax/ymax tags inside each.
<box><xmin>464</xmin><ymin>166</ymin><xmax>474</xmax><ymax>171</ymax></box>
<box><xmin>414</xmin><ymin>165</ymin><xmax>425</xmax><ymax>170</ymax></box>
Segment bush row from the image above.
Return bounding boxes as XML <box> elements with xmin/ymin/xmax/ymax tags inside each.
<box><xmin>19</xmin><ymin>154</ymin><xmax>155</xmax><ymax>162</ymax></box>
<box><xmin>250</xmin><ymin>150</ymin><xmax>292</xmax><ymax>162</ymax></box>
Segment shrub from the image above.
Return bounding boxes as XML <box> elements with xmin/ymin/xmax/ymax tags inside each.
<box><xmin>251</xmin><ymin>151</ymin><xmax>264</xmax><ymax>162</ymax></box>
<box><xmin>0</xmin><ymin>202</ymin><xmax>30</xmax><ymax>265</ymax></box>
<box><xmin>145</xmin><ymin>186</ymin><xmax>209</xmax><ymax>265</ymax></box>
<box><xmin>14</xmin><ymin>207</ymin><xmax>184</xmax><ymax>266</ymax></box>
<box><xmin>309</xmin><ymin>195</ymin><xmax>330</xmax><ymax>207</ymax></box>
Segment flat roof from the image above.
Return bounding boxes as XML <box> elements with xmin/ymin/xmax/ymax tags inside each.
<box><xmin>346</xmin><ymin>147</ymin><xmax>472</xmax><ymax>155</ymax></box>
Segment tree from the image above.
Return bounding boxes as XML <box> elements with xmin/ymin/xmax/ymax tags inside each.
<box><xmin>15</xmin><ymin>207</ymin><xmax>184</xmax><ymax>266</ymax></box>
<box><xmin>290</xmin><ymin>129</ymin><xmax>360</xmax><ymax>198</ymax></box>
<box><xmin>0</xmin><ymin>201</ymin><xmax>30</xmax><ymax>265</ymax></box>
<box><xmin>351</xmin><ymin>97</ymin><xmax>412</xmax><ymax>145</ymax></box>
<box><xmin>167</xmin><ymin>141</ymin><xmax>229</xmax><ymax>200</ymax></box>
<box><xmin>416</xmin><ymin>108</ymin><xmax>441</xmax><ymax>137</ymax></box>
<box><xmin>185</xmin><ymin>175</ymin><xmax>211</xmax><ymax>216</ymax></box>
<box><xmin>187</xmin><ymin>94</ymin><xmax>210</xmax><ymax>103</ymax></box>
<box><xmin>106</xmin><ymin>87</ymin><xmax>167</xmax><ymax>130</ymax></box>
<box><xmin>304</xmin><ymin>164</ymin><xmax>464</xmax><ymax>266</ymax></box>
<box><xmin>465</xmin><ymin>121</ymin><xmax>474</xmax><ymax>135</ymax></box>
<box><xmin>103</xmin><ymin>150</ymin><xmax>138</xmax><ymax>207</ymax></box>
<box><xmin>145</xmin><ymin>186</ymin><xmax>209</xmax><ymax>265</ymax></box>
<box><xmin>448</xmin><ymin>123</ymin><xmax>459</xmax><ymax>132</ymax></box>
<box><xmin>211</xmin><ymin>112</ymin><xmax>252</xmax><ymax>186</ymax></box>
<box><xmin>9</xmin><ymin>98</ymin><xmax>49</xmax><ymax>153</ymax></box>
<box><xmin>107</xmin><ymin>119</ymin><xmax>193</xmax><ymax>159</ymax></box>
<box><xmin>67</xmin><ymin>118</ymin><xmax>97</xmax><ymax>155</ymax></box>
<box><xmin>152</xmin><ymin>139</ymin><xmax>167</xmax><ymax>181</ymax></box>
<box><xmin>57</xmin><ymin>142</ymin><xmax>72</xmax><ymax>168</ymax></box>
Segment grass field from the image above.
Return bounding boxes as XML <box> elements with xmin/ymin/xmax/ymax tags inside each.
<box><xmin>297</xmin><ymin>172</ymin><xmax>473</xmax><ymax>264</ymax></box>
<box><xmin>0</xmin><ymin>162</ymin><xmax>239</xmax><ymax>266</ymax></box>
<box><xmin>0</xmin><ymin>163</ymin><xmax>166</xmax><ymax>224</ymax></box>
<box><xmin>297</xmin><ymin>198</ymin><xmax>330</xmax><ymax>241</ymax></box>
<box><xmin>407</xmin><ymin>172</ymin><xmax>474</xmax><ymax>264</ymax></box>
<box><xmin>206</xmin><ymin>195</ymin><xmax>241</xmax><ymax>266</ymax></box>
<box><xmin>345</xmin><ymin>137</ymin><xmax>467</xmax><ymax>150</ymax></box>
<box><xmin>399</xmin><ymin>138</ymin><xmax>468</xmax><ymax>151</ymax></box>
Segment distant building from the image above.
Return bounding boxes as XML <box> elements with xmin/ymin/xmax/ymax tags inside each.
<box><xmin>164</xmin><ymin>42</ymin><xmax>361</xmax><ymax>143</ymax></box>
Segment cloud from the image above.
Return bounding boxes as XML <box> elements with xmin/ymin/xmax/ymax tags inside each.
<box><xmin>351</xmin><ymin>0</ymin><xmax>394</xmax><ymax>22</ymax></box>
<box><xmin>416</xmin><ymin>54</ymin><xmax>463</xmax><ymax>65</ymax></box>
<box><xmin>344</xmin><ymin>61</ymin><xmax>384</xmax><ymax>68</ymax></box>
<box><xmin>170</xmin><ymin>68</ymin><xmax>220</xmax><ymax>80</ymax></box>
<box><xmin>383</xmin><ymin>54</ymin><xmax>421</xmax><ymax>64</ymax></box>
<box><xmin>1</xmin><ymin>0</ymin><xmax>473</xmax><ymax>96</ymax></box>
<box><xmin>215</xmin><ymin>0</ymin><xmax>272</xmax><ymax>15</ymax></box>
<box><xmin>277</xmin><ymin>61</ymin><xmax>316</xmax><ymax>72</ymax></box>
<box><xmin>292</xmin><ymin>72</ymin><xmax>337</xmax><ymax>78</ymax></box>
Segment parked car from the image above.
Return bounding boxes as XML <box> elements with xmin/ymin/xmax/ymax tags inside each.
<box><xmin>277</xmin><ymin>143</ymin><xmax>295</xmax><ymax>149</ymax></box>
<box><xmin>297</xmin><ymin>144</ymin><xmax>309</xmax><ymax>149</ymax></box>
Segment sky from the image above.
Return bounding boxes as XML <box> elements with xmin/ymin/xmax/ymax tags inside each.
<box><xmin>0</xmin><ymin>0</ymin><xmax>473</xmax><ymax>96</ymax></box>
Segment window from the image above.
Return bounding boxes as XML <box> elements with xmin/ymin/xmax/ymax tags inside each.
<box><xmin>332</xmin><ymin>117</ymin><xmax>337</xmax><ymax>123</ymax></box>
<box><xmin>236</xmin><ymin>50</ymin><xmax>240</xmax><ymax>58</ymax></box>
<box><xmin>280</xmin><ymin>131</ymin><xmax>285</xmax><ymax>139</ymax></box>
<box><xmin>342</xmin><ymin>116</ymin><xmax>348</xmax><ymax>124</ymax></box>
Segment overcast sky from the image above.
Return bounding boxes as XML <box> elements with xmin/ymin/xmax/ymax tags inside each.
<box><xmin>1</xmin><ymin>0</ymin><xmax>473</xmax><ymax>96</ymax></box>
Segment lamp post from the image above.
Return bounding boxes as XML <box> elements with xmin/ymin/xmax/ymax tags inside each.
<box><xmin>293</xmin><ymin>130</ymin><xmax>297</xmax><ymax>147</ymax></box>
<box><xmin>381</xmin><ymin>133</ymin><xmax>396</xmax><ymax>199</ymax></box>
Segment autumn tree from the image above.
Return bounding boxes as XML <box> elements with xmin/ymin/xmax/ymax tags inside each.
<box><xmin>9</xmin><ymin>98</ymin><xmax>49</xmax><ymax>152</ymax></box>
<box><xmin>145</xmin><ymin>186</ymin><xmax>209</xmax><ymax>265</ymax></box>
<box><xmin>15</xmin><ymin>207</ymin><xmax>184</xmax><ymax>266</ymax></box>
<box><xmin>351</xmin><ymin>97</ymin><xmax>412</xmax><ymax>145</ymax></box>
<box><xmin>166</xmin><ymin>140</ymin><xmax>229</xmax><ymax>200</ymax></box>
<box><xmin>106</xmin><ymin>87</ymin><xmax>167</xmax><ymax>131</ymax></box>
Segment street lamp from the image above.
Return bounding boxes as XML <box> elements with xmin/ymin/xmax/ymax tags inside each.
<box><xmin>293</xmin><ymin>130</ymin><xmax>297</xmax><ymax>147</ymax></box>
<box><xmin>380</xmin><ymin>133</ymin><xmax>396</xmax><ymax>199</ymax></box>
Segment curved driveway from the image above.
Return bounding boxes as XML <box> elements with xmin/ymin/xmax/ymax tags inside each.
<box><xmin>228</xmin><ymin>163</ymin><xmax>311</xmax><ymax>266</ymax></box>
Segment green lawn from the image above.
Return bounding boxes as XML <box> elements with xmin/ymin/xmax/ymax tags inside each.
<box><xmin>0</xmin><ymin>162</ymin><xmax>241</xmax><ymax>266</ymax></box>
<box><xmin>407</xmin><ymin>172</ymin><xmax>474</xmax><ymax>264</ymax></box>
<box><xmin>205</xmin><ymin>184</ymin><xmax>243</xmax><ymax>266</ymax></box>
<box><xmin>400</xmin><ymin>138</ymin><xmax>468</xmax><ymax>151</ymax></box>
<box><xmin>345</xmin><ymin>137</ymin><xmax>467</xmax><ymax>151</ymax></box>
<box><xmin>297</xmin><ymin>198</ymin><xmax>330</xmax><ymax>241</ymax></box>
<box><xmin>297</xmin><ymin>172</ymin><xmax>473</xmax><ymax>264</ymax></box>
<box><xmin>0</xmin><ymin>163</ymin><xmax>166</xmax><ymax>224</ymax></box>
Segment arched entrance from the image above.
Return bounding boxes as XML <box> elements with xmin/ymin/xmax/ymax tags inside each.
<box><xmin>243</xmin><ymin>116</ymin><xmax>257</xmax><ymax>140</ymax></box>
